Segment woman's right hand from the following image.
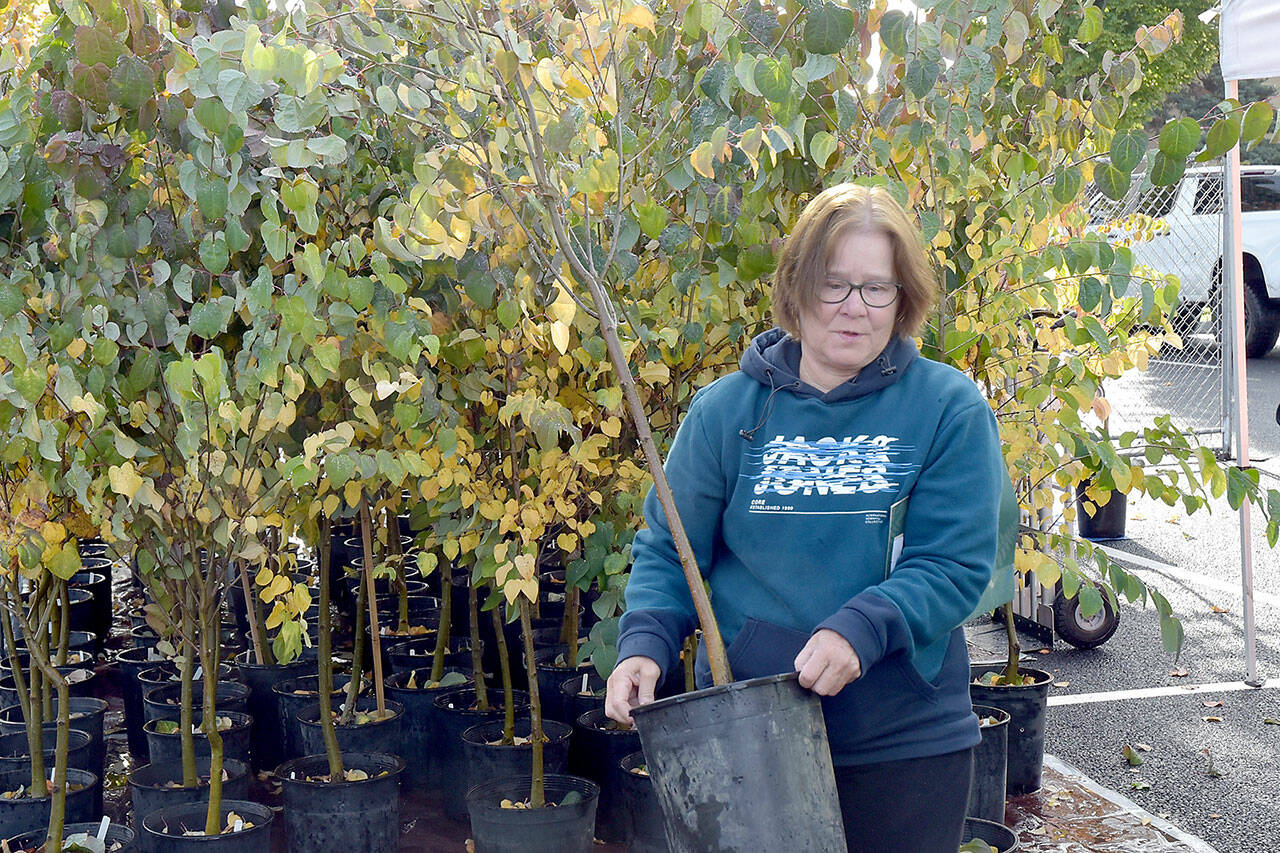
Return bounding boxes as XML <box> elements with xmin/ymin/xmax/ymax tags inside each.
<box><xmin>605</xmin><ymin>655</ymin><xmax>661</xmax><ymax>727</ymax></box>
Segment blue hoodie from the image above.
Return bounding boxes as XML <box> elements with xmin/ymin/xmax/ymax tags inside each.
<box><xmin>616</xmin><ymin>328</ymin><xmax>1005</xmax><ymax>765</ymax></box>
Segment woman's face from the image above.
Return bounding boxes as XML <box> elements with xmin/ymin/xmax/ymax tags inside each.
<box><xmin>797</xmin><ymin>229</ymin><xmax>898</xmax><ymax>393</ymax></box>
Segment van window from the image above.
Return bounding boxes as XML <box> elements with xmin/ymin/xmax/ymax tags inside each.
<box><xmin>1193</xmin><ymin>175</ymin><xmax>1223</xmax><ymax>215</ymax></box>
<box><xmin>1242</xmin><ymin>174</ymin><xmax>1280</xmax><ymax>211</ymax></box>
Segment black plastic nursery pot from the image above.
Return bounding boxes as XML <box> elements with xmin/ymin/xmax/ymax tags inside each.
<box><xmin>276</xmin><ymin>751</ymin><xmax>405</xmax><ymax>853</ymax></box>
<box><xmin>385</xmin><ymin>636</ymin><xmax>472</xmax><ymax>676</ymax></box>
<box><xmin>1075</xmin><ymin>480</ymin><xmax>1126</xmax><ymax>540</ymax></box>
<box><xmin>970</xmin><ymin>704</ymin><xmax>1011</xmax><ymax>824</ymax></box>
<box><xmin>616</xmin><ymin>751</ymin><xmax>668</xmax><ymax>853</ymax></box>
<box><xmin>0</xmin><ymin>766</ymin><xmax>100</xmax><ymax>839</ymax></box>
<box><xmin>969</xmin><ymin>663</ymin><xmax>1053</xmax><ymax>796</ymax></box>
<box><xmin>69</xmin><ymin>569</ymin><xmax>112</xmax><ymax>648</ymax></box>
<box><xmin>466</xmin><ymin>773</ymin><xmax>599</xmax><ymax>853</ymax></box>
<box><xmin>434</xmin><ymin>688</ymin><xmax>529</xmax><ymax>821</ymax></box>
<box><xmin>128</xmin><ymin>757</ymin><xmax>251</xmax><ymax>830</ymax></box>
<box><xmin>0</xmin><ymin>697</ymin><xmax>107</xmax><ymax>775</ymax></box>
<box><xmin>0</xmin><ymin>669</ymin><xmax>95</xmax><ymax>714</ymax></box>
<box><xmin>567</xmin><ymin>707</ymin><xmax>640</xmax><ymax>844</ymax></box>
<box><xmin>142</xmin><ymin>681</ymin><xmax>251</xmax><ymax>725</ymax></box>
<box><xmin>231</xmin><ymin>652</ymin><xmax>312</xmax><ymax>772</ymax></box>
<box><xmin>0</xmin><ymin>730</ymin><xmax>93</xmax><ymax>777</ymax></box>
<box><xmin>383</xmin><ymin>669</ymin><xmax>468</xmax><ymax>790</ymax></box>
<box><xmin>140</xmin><ymin>800</ymin><xmax>274</xmax><ymax>851</ymax></box>
<box><xmin>631</xmin><ymin>672</ymin><xmax>847</xmax><ymax>853</ymax></box>
<box><xmin>143</xmin><ymin>710</ymin><xmax>254</xmax><ymax>767</ymax></box>
<box><xmin>5</xmin><ymin>820</ymin><xmax>136</xmax><ymax>852</ymax></box>
<box><xmin>295</xmin><ymin>697</ymin><xmax>405</xmax><ymax>758</ymax></box>
<box><xmin>270</xmin><ymin>675</ymin><xmax>352</xmax><ymax>763</ymax></box>
<box><xmin>558</xmin><ymin>672</ymin><xmax>606</xmax><ymax>725</ymax></box>
<box><xmin>962</xmin><ymin>816</ymin><xmax>1020</xmax><ymax>853</ymax></box>
<box><xmin>460</xmin><ymin>719</ymin><xmax>572</xmax><ymax>811</ymax></box>
<box><xmin>533</xmin><ymin>645</ymin><xmax>593</xmax><ymax>724</ymax></box>
<box><xmin>116</xmin><ymin>648</ymin><xmax>167</xmax><ymax>758</ymax></box>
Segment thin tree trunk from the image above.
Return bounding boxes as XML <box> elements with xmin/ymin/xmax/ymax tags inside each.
<box><xmin>519</xmin><ymin>600</ymin><xmax>545</xmax><ymax>808</ymax></box>
<box><xmin>238</xmin><ymin>558</ymin><xmax>267</xmax><ymax>665</ymax></box>
<box><xmin>200</xmin><ymin>603</ymin><xmax>225</xmax><ymax>836</ymax></box>
<box><xmin>1002</xmin><ymin>603</ymin><xmax>1021</xmax><ymax>684</ymax></box>
<box><xmin>341</xmin><ymin>571</ymin><xmax>365</xmax><ymax>727</ymax></box>
<box><xmin>563</xmin><ymin>584</ymin><xmax>579</xmax><ymax>663</ymax></box>
<box><xmin>467</xmin><ymin>579</ymin><xmax>489</xmax><ymax>711</ymax></box>
<box><xmin>317</xmin><ymin>517</ymin><xmax>344</xmax><ymax>779</ymax></box>
<box><xmin>490</xmin><ymin>606</ymin><xmax>514</xmax><ymax>744</ymax></box>
<box><xmin>429</xmin><ymin>558</ymin><xmax>452</xmax><ymax>683</ymax></box>
<box><xmin>178</xmin><ymin>606</ymin><xmax>197</xmax><ymax>788</ymax></box>
<box><xmin>390</xmin><ymin>514</ymin><xmax>409</xmax><ymax>635</ymax></box>
<box><xmin>359</xmin><ymin>497</ymin><xmax>387</xmax><ymax>717</ymax></box>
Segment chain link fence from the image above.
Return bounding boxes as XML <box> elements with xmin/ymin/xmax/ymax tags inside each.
<box><xmin>1086</xmin><ymin>164</ymin><xmax>1226</xmax><ymax>452</ymax></box>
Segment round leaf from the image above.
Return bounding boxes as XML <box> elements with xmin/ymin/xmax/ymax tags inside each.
<box><xmin>197</xmin><ymin>177</ymin><xmax>228</xmax><ymax>221</ymax></box>
<box><xmin>1094</xmin><ymin>162</ymin><xmax>1131</xmax><ymax>201</ymax></box>
<box><xmin>1242</xmin><ymin>101</ymin><xmax>1275</xmax><ymax>148</ymax></box>
<box><xmin>199</xmin><ymin>233</ymin><xmax>229</xmax><ymax>275</ymax></box>
<box><xmin>1157</xmin><ymin>117</ymin><xmax>1200</xmax><ymax>159</ymax></box>
<box><xmin>753</xmin><ymin>56</ymin><xmax>792</xmax><ymax>103</ymax></box>
<box><xmin>1199</xmin><ymin>116</ymin><xmax>1241</xmax><ymax>161</ymax></box>
<box><xmin>803</xmin><ymin>2</ymin><xmax>855</xmax><ymax>55</ymax></box>
<box><xmin>1109</xmin><ymin>129</ymin><xmax>1148</xmax><ymax>174</ymax></box>
<box><xmin>880</xmin><ymin>11</ymin><xmax>910</xmax><ymax>56</ymax></box>
<box><xmin>1148</xmin><ymin>150</ymin><xmax>1185</xmax><ymax>187</ymax></box>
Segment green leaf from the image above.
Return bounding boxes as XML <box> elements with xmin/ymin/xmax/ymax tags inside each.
<box><xmin>1052</xmin><ymin>166</ymin><xmax>1082</xmax><ymax>205</ymax></box>
<box><xmin>199</xmin><ymin>233</ymin><xmax>229</xmax><ymax>275</ymax></box>
<box><xmin>375</xmin><ymin>85</ymin><xmax>398</xmax><ymax>116</ymax></box>
<box><xmin>753</xmin><ymin>56</ymin><xmax>792</xmax><ymax>103</ymax></box>
<box><xmin>1198</xmin><ymin>116</ymin><xmax>1240</xmax><ymax>161</ymax></box>
<box><xmin>1077</xmin><ymin>6</ymin><xmax>1103</xmax><ymax>43</ymax></box>
<box><xmin>0</xmin><ymin>283</ymin><xmax>21</xmax><ymax>319</ymax></box>
<box><xmin>659</xmin><ymin>223</ymin><xmax>692</xmax><ymax>254</ymax></box>
<box><xmin>14</xmin><ymin>367</ymin><xmax>44</xmax><ymax>404</ymax></box>
<box><xmin>347</xmin><ymin>276</ymin><xmax>374</xmax><ymax>311</ymax></box>
<box><xmin>880</xmin><ymin>11</ymin><xmax>910</xmax><ymax>56</ymax></box>
<box><xmin>1094</xmin><ymin>163</ymin><xmax>1131</xmax><ymax>201</ymax></box>
<box><xmin>197</xmin><ymin>177</ymin><xmax>228</xmax><ymax>221</ymax></box>
<box><xmin>1077</xmin><ymin>583</ymin><xmax>1103</xmax><ymax>619</ymax></box>
<box><xmin>1109</xmin><ymin>129</ymin><xmax>1148</xmax><ymax>174</ymax></box>
<box><xmin>635</xmin><ymin>202</ymin><xmax>669</xmax><ymax>240</ymax></box>
<box><xmin>1241</xmin><ymin>102</ymin><xmax>1274</xmax><ymax>148</ymax></box>
<box><xmin>192</xmin><ymin>98</ymin><xmax>230</xmax><ymax>136</ymax></box>
<box><xmin>1091</xmin><ymin>96</ymin><xmax>1121</xmax><ymax>130</ymax></box>
<box><xmin>904</xmin><ymin>57</ymin><xmax>940</xmax><ymax>99</ymax></box>
<box><xmin>496</xmin><ymin>299</ymin><xmax>520</xmax><ymax>330</ymax></box>
<box><xmin>108</xmin><ymin>55</ymin><xmax>155</xmax><ymax>111</ymax></box>
<box><xmin>1148</xmin><ymin>151</ymin><xmax>1185</xmax><ymax>187</ymax></box>
<box><xmin>1158</xmin><ymin>117</ymin><xmax>1200</xmax><ymax>159</ymax></box>
<box><xmin>74</xmin><ymin>25</ymin><xmax>121</xmax><ymax>67</ymax></box>
<box><xmin>803</xmin><ymin>2</ymin><xmax>855</xmax><ymax>55</ymax></box>
<box><xmin>47</xmin><ymin>541</ymin><xmax>82</xmax><ymax>581</ymax></box>
<box><xmin>190</xmin><ymin>298</ymin><xmax>233</xmax><ymax>339</ymax></box>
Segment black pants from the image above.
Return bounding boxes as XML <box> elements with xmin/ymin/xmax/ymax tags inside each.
<box><xmin>835</xmin><ymin>747</ymin><xmax>973</xmax><ymax>853</ymax></box>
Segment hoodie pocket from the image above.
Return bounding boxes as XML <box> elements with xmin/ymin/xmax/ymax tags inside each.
<box><xmin>695</xmin><ymin>617</ymin><xmax>812</xmax><ymax>688</ymax></box>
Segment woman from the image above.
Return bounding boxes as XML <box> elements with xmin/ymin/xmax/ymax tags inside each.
<box><xmin>604</xmin><ymin>183</ymin><xmax>1006</xmax><ymax>851</ymax></box>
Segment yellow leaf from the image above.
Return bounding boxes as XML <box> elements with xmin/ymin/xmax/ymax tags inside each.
<box><xmin>557</xmin><ymin>532</ymin><xmax>578</xmax><ymax>552</ymax></box>
<box><xmin>600</xmin><ymin>416</ymin><xmax>621</xmax><ymax>438</ymax></box>
<box><xmin>265</xmin><ymin>602</ymin><xmax>287</xmax><ymax>630</ymax></box>
<box><xmin>563</xmin><ymin>72</ymin><xmax>592</xmax><ymax>99</ymax></box>
<box><xmin>107</xmin><ymin>463</ymin><xmax>143</xmax><ymax>500</ymax></box>
<box><xmin>551</xmin><ymin>321</ymin><xmax>570</xmax><ymax>354</ymax></box>
<box><xmin>514</xmin><ymin>553</ymin><xmax>537</xmax><ymax>580</ymax></box>
<box><xmin>343</xmin><ymin>480</ymin><xmax>362</xmax><ymax>508</ymax></box>
<box><xmin>690</xmin><ymin>141</ymin><xmax>715</xmax><ymax>180</ymax></box>
<box><xmin>619</xmin><ymin>4</ymin><xmax>655</xmax><ymax>32</ymax></box>
<box><xmin>262</xmin><ymin>574</ymin><xmax>291</xmax><ymax>603</ymax></box>
<box><xmin>443</xmin><ymin>539</ymin><xmax>460</xmax><ymax>561</ymax></box>
<box><xmin>255</xmin><ymin>567</ymin><xmax>273</xmax><ymax>587</ymax></box>
<box><xmin>548</xmin><ymin>285</ymin><xmax>576</xmax><ymax>325</ymax></box>
<box><xmin>66</xmin><ymin>338</ymin><xmax>87</xmax><ymax>359</ymax></box>
<box><xmin>636</xmin><ymin>362</ymin><xmax>670</xmax><ymax>385</ymax></box>
<box><xmin>39</xmin><ymin>521</ymin><xmax>66</xmax><ymax>547</ymax></box>
<box><xmin>534</xmin><ymin>57</ymin><xmax>560</xmax><ymax>92</ymax></box>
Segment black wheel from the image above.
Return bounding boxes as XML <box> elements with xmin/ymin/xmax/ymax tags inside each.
<box><xmin>1242</xmin><ymin>283</ymin><xmax>1280</xmax><ymax>358</ymax></box>
<box><xmin>1170</xmin><ymin>300</ymin><xmax>1204</xmax><ymax>339</ymax></box>
<box><xmin>1052</xmin><ymin>583</ymin><xmax>1119</xmax><ymax>649</ymax></box>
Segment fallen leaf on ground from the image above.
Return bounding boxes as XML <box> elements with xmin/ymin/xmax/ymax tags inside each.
<box><xmin>1263</xmin><ymin>718</ymin><xmax>1280</xmax><ymax>725</ymax></box>
<box><xmin>1211</xmin><ymin>605</ymin><xmax>1230</xmax><ymax>613</ymax></box>
<box><xmin>1203</xmin><ymin>700</ymin><xmax>1224</xmax><ymax>708</ymax></box>
<box><xmin>1135</xmin><ymin>743</ymin><xmax>1152</xmax><ymax>751</ymax></box>
<box><xmin>1131</xmin><ymin>780</ymin><xmax>1151</xmax><ymax>791</ymax></box>
<box><xmin>1141</xmin><ymin>817</ymin><xmax>1151</xmax><ymax>825</ymax></box>
<box><xmin>1202</xmin><ymin>715</ymin><xmax>1223</xmax><ymax>723</ymax></box>
<box><xmin>1054</xmin><ymin>681</ymin><xmax>1070</xmax><ymax>688</ymax></box>
<box><xmin>1169</xmin><ymin>668</ymin><xmax>1189</xmax><ymax>677</ymax></box>
<box><xmin>1209</xmin><ymin>814</ymin><xmax>1222</xmax><ymax>819</ymax></box>
<box><xmin>1036</xmin><ymin>648</ymin><xmax>1052</xmax><ymax>654</ymax></box>
<box><xmin>1121</xmin><ymin>745</ymin><xmax>1144</xmax><ymax>766</ymax></box>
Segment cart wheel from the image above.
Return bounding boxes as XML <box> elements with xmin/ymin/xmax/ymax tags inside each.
<box><xmin>1053</xmin><ymin>584</ymin><xmax>1119</xmax><ymax>649</ymax></box>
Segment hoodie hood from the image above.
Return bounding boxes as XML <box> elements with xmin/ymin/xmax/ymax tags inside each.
<box><xmin>739</xmin><ymin>327</ymin><xmax>918</xmax><ymax>403</ymax></box>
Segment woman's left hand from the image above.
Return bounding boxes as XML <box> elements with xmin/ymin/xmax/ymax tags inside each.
<box><xmin>794</xmin><ymin>629</ymin><xmax>862</xmax><ymax>695</ymax></box>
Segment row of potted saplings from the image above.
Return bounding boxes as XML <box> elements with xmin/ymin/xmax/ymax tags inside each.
<box><xmin>82</xmin><ymin>507</ymin><xmax>664</xmax><ymax>852</ymax></box>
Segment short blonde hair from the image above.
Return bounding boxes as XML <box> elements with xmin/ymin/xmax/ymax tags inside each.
<box><xmin>773</xmin><ymin>184</ymin><xmax>937</xmax><ymax>339</ymax></box>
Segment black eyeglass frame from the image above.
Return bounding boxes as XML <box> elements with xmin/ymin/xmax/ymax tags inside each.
<box><xmin>818</xmin><ymin>278</ymin><xmax>903</xmax><ymax>307</ymax></box>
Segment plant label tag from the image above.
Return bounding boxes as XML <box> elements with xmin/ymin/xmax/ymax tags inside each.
<box><xmin>97</xmin><ymin>816</ymin><xmax>110</xmax><ymax>840</ymax></box>
<box><xmin>233</xmin><ymin>819</ymin><xmax>243</xmax><ymax>832</ymax></box>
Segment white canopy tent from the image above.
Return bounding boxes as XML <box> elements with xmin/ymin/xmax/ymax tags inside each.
<box><xmin>1217</xmin><ymin>0</ymin><xmax>1280</xmax><ymax>685</ymax></box>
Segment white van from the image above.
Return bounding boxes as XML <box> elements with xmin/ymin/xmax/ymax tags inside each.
<box><xmin>1090</xmin><ymin>165</ymin><xmax>1280</xmax><ymax>357</ymax></box>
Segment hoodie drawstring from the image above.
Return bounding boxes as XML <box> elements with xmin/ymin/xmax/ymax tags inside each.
<box><xmin>739</xmin><ymin>368</ymin><xmax>800</xmax><ymax>441</ymax></box>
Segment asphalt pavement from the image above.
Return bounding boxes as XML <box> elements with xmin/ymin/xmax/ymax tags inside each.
<box><xmin>1006</xmin><ymin>341</ymin><xmax>1280</xmax><ymax>853</ymax></box>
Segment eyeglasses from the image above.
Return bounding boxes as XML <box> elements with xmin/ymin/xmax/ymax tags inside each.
<box><xmin>818</xmin><ymin>278</ymin><xmax>902</xmax><ymax>307</ymax></box>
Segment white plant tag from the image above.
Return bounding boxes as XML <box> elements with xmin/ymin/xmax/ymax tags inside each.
<box><xmin>97</xmin><ymin>816</ymin><xmax>110</xmax><ymax>840</ymax></box>
<box><xmin>232</xmin><ymin>819</ymin><xmax>243</xmax><ymax>832</ymax></box>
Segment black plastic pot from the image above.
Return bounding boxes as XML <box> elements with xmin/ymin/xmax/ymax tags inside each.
<box><xmin>140</xmin><ymin>800</ymin><xmax>274</xmax><ymax>851</ymax></box>
<box><xmin>128</xmin><ymin>757</ymin><xmax>251</xmax><ymax>830</ymax></box>
<box><xmin>460</xmin><ymin>718</ymin><xmax>571</xmax><ymax>810</ymax></box>
<box><xmin>970</xmin><ymin>704</ymin><xmax>1011</xmax><ymax>824</ymax></box>
<box><xmin>385</xmin><ymin>636</ymin><xmax>472</xmax><ymax>675</ymax></box>
<box><xmin>616</xmin><ymin>751</ymin><xmax>668</xmax><ymax>853</ymax></box>
<box><xmin>143</xmin><ymin>681</ymin><xmax>250</xmax><ymax>725</ymax></box>
<box><xmin>129</xmin><ymin>625</ymin><xmax>162</xmax><ymax>652</ymax></box>
<box><xmin>434</xmin><ymin>688</ymin><xmax>529</xmax><ymax>820</ymax></box>
<box><xmin>466</xmin><ymin>773</ymin><xmax>599</xmax><ymax>853</ymax></box>
<box><xmin>0</xmin><ymin>766</ymin><xmax>99</xmax><ymax>838</ymax></box>
<box><xmin>69</xmin><ymin>569</ymin><xmax>111</xmax><ymax>647</ymax></box>
<box><xmin>0</xmin><ymin>729</ymin><xmax>92</xmax><ymax>777</ymax></box>
<box><xmin>962</xmin><ymin>816</ymin><xmax>1020</xmax><ymax>852</ymax></box>
<box><xmin>558</xmin><ymin>672</ymin><xmax>606</xmax><ymax>725</ymax></box>
<box><xmin>568</xmin><ymin>708</ymin><xmax>641</xmax><ymax>844</ymax></box>
<box><xmin>970</xmin><ymin>663</ymin><xmax>1053</xmax><ymax>796</ymax></box>
<box><xmin>631</xmin><ymin>672</ymin><xmax>847</xmax><ymax>852</ymax></box>
<box><xmin>5</xmin><ymin>819</ymin><xmax>136</xmax><ymax>852</ymax></box>
<box><xmin>143</xmin><ymin>710</ymin><xmax>254</xmax><ymax>766</ymax></box>
<box><xmin>534</xmin><ymin>645</ymin><xmax>593</xmax><ymax>724</ymax></box>
<box><xmin>0</xmin><ymin>669</ymin><xmax>95</xmax><ymax>713</ymax></box>
<box><xmin>0</xmin><ymin>697</ymin><xmax>107</xmax><ymax>776</ymax></box>
<box><xmin>117</xmin><ymin>647</ymin><xmax>168</xmax><ymax>758</ymax></box>
<box><xmin>295</xmin><ymin>697</ymin><xmax>404</xmax><ymax>758</ymax></box>
<box><xmin>277</xmin><ymin>752</ymin><xmax>405</xmax><ymax>853</ymax></box>
<box><xmin>271</xmin><ymin>675</ymin><xmax>353</xmax><ymax>762</ymax></box>
<box><xmin>232</xmin><ymin>652</ymin><xmax>312</xmax><ymax>772</ymax></box>
<box><xmin>1076</xmin><ymin>480</ymin><xmax>1126</xmax><ymax>540</ymax></box>
<box><xmin>383</xmin><ymin>669</ymin><xmax>468</xmax><ymax>790</ymax></box>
